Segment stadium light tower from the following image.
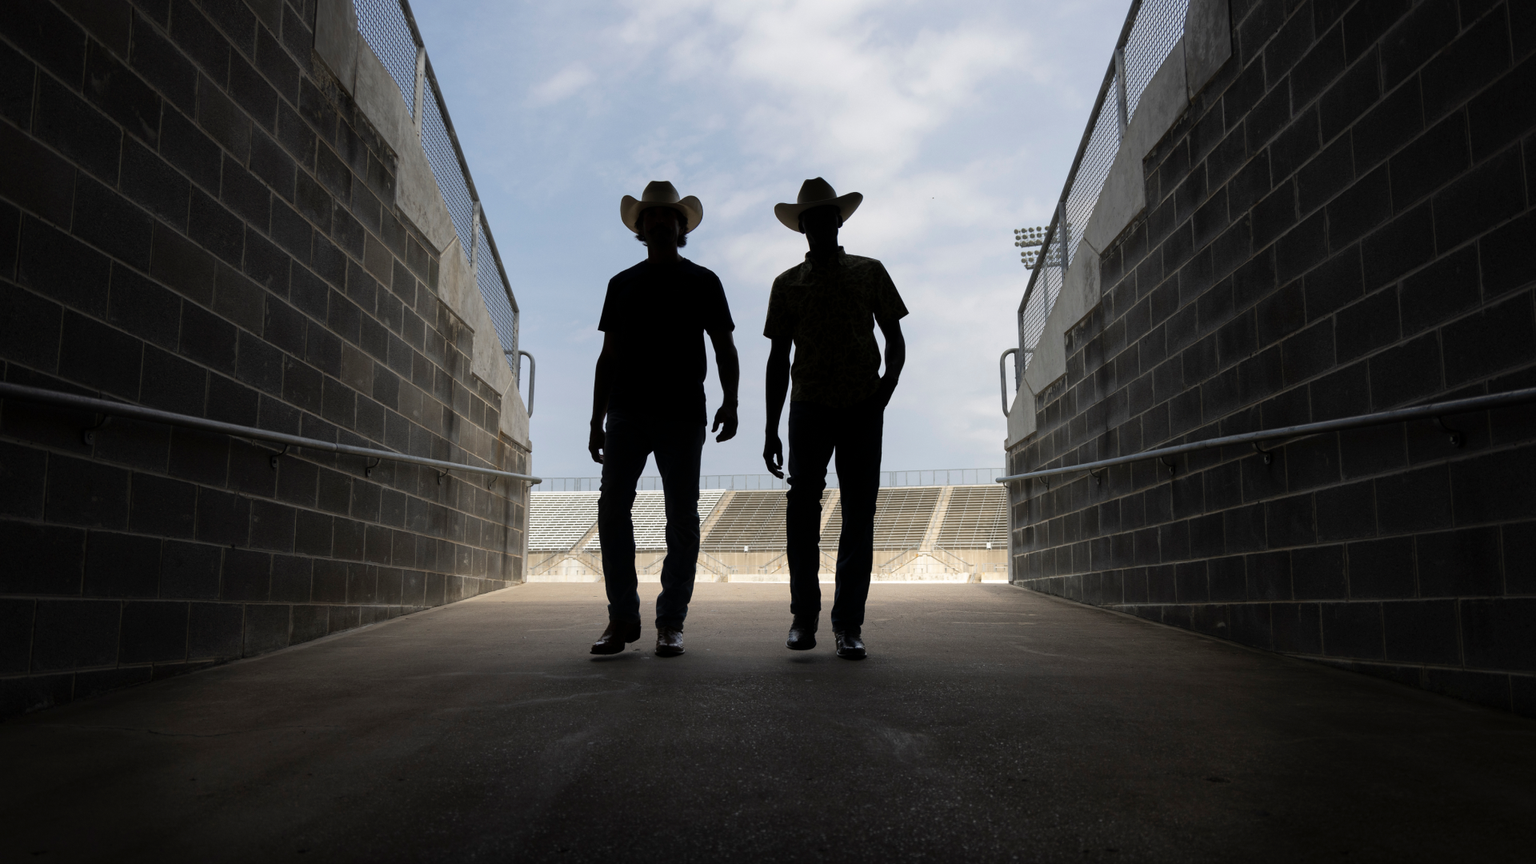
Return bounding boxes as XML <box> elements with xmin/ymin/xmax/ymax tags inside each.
<box><xmin>1014</xmin><ymin>225</ymin><xmax>1047</xmax><ymax>267</ymax></box>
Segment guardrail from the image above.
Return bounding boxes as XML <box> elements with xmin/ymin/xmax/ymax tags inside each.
<box><xmin>995</xmin><ymin>388</ymin><xmax>1536</xmax><ymax>486</ymax></box>
<box><xmin>1011</xmin><ymin>0</ymin><xmax>1190</xmax><ymax>386</ymax></box>
<box><xmin>538</xmin><ymin>469</ymin><xmax>1007</xmax><ymax>492</ymax></box>
<box><xmin>352</xmin><ymin>0</ymin><xmax>525</xmax><ymax>385</ymax></box>
<box><xmin>0</xmin><ymin>382</ymin><xmax>543</xmax><ymax>486</ymax></box>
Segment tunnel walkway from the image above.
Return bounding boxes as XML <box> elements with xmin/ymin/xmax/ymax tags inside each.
<box><xmin>1</xmin><ymin>583</ymin><xmax>1531</xmax><ymax>862</ymax></box>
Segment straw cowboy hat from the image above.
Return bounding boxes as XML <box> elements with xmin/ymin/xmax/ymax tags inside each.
<box><xmin>774</xmin><ymin>177</ymin><xmax>862</xmax><ymax>232</ymax></box>
<box><xmin>620</xmin><ymin>181</ymin><xmax>703</xmax><ymax>234</ymax></box>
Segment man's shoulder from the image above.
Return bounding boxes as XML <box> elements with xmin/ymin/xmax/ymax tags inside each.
<box><xmin>841</xmin><ymin>253</ymin><xmax>885</xmax><ymax>271</ymax></box>
<box><xmin>677</xmin><ymin>257</ymin><xmax>724</xmax><ymax>285</ymax></box>
<box><xmin>609</xmin><ymin>260</ymin><xmax>649</xmax><ymax>287</ymax></box>
<box><xmin>772</xmin><ymin>260</ymin><xmax>808</xmax><ymax>286</ymax></box>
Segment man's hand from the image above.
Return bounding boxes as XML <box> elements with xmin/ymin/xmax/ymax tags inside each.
<box><xmin>763</xmin><ymin>431</ymin><xmax>784</xmax><ymax>478</ymax></box>
<box><xmin>588</xmin><ymin>421</ymin><xmax>605</xmax><ymax>464</ymax></box>
<box><xmin>876</xmin><ymin>374</ymin><xmax>899</xmax><ymax>409</ymax></box>
<box><xmin>712</xmin><ymin>403</ymin><xmax>738</xmax><ymax>442</ymax></box>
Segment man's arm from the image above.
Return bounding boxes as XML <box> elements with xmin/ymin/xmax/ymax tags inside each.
<box><xmin>763</xmin><ymin>336</ymin><xmax>792</xmax><ymax>477</ymax></box>
<box><xmin>588</xmin><ymin>332</ymin><xmax>615</xmax><ymax>463</ymax></box>
<box><xmin>875</xmin><ymin>315</ymin><xmax>905</xmax><ymax>409</ymax></box>
<box><xmin>707</xmin><ymin>328</ymin><xmax>740</xmax><ymax>442</ymax></box>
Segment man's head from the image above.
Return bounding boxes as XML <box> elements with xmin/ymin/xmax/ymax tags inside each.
<box><xmin>773</xmin><ymin>179</ymin><xmax>861</xmax><ymax>259</ymax></box>
<box><xmin>798</xmin><ymin>205</ymin><xmax>842</xmax><ymax>256</ymax></box>
<box><xmin>634</xmin><ymin>206</ymin><xmax>688</xmax><ymax>248</ymax></box>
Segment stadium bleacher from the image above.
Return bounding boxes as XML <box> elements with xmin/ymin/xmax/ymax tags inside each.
<box><xmin>527</xmin><ymin>481</ymin><xmax>1009</xmax><ymax>581</ymax></box>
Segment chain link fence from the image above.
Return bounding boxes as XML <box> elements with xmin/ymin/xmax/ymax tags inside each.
<box><xmin>352</xmin><ymin>0</ymin><xmax>523</xmax><ymax>382</ymax></box>
<box><xmin>1015</xmin><ymin>0</ymin><xmax>1189</xmax><ymax>383</ymax></box>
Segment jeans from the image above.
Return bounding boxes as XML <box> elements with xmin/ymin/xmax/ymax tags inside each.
<box><xmin>785</xmin><ymin>399</ymin><xmax>883</xmax><ymax>634</ymax></box>
<box><xmin>598</xmin><ymin>413</ymin><xmax>706</xmax><ymax>630</ymax></box>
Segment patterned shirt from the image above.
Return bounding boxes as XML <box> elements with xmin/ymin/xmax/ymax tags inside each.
<box><xmin>763</xmin><ymin>248</ymin><xmax>908</xmax><ymax>406</ymax></box>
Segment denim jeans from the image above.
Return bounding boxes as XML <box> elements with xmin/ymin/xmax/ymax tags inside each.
<box><xmin>597</xmin><ymin>413</ymin><xmax>706</xmax><ymax>630</ymax></box>
<box><xmin>785</xmin><ymin>399</ymin><xmax>883</xmax><ymax>634</ymax></box>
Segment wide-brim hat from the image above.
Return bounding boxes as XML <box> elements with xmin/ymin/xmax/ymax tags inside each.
<box><xmin>620</xmin><ymin>181</ymin><xmax>703</xmax><ymax>234</ymax></box>
<box><xmin>774</xmin><ymin>177</ymin><xmax>862</xmax><ymax>232</ymax></box>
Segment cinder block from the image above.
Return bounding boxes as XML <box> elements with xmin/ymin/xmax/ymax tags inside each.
<box><xmin>1292</xmin><ymin>543</ymin><xmax>1346</xmax><ymax>599</ymax></box>
<box><xmin>1441</xmin><ymin>293</ymin><xmax>1536</xmax><ymax>388</ymax></box>
<box><xmin>0</xmin><ymin>599</ymin><xmax>35</xmax><ymax>674</ymax></box>
<box><xmin>1433</xmin><ymin>145</ymin><xmax>1525</xmax><ymax>252</ymax></box>
<box><xmin>187</xmin><ymin>601</ymin><xmax>242</xmax><ymax>659</ymax></box>
<box><xmin>247</xmin><ymin>499</ymin><xmax>295</xmax><ymax>553</ymax></box>
<box><xmin>1479</xmin><ymin>211</ymin><xmax>1536</xmax><ymax>301</ymax></box>
<box><xmin>1374</xmin><ymin>465</ymin><xmax>1452</xmax><ymax>535</ymax></box>
<box><xmin>327</xmin><ymin>604</ymin><xmax>360</xmax><ymax>634</ymax></box>
<box><xmin>244</xmin><ymin>231</ymin><xmax>291</xmax><ymax>299</ymax></box>
<box><xmin>1345</xmin><ymin>536</ymin><xmax>1416</xmax><ymax>599</ymax></box>
<box><xmin>161</xmin><ymin>107</ymin><xmax>222</xmax><ymax>195</ymax></box>
<box><xmin>1377</xmin><ymin>0</ymin><xmax>1457</xmax><ymax>90</ymax></box>
<box><xmin>220</xmin><ymin>548</ymin><xmax>270</xmax><ymax>601</ymax></box>
<box><xmin>118</xmin><ymin>600</ymin><xmax>189</xmax><ymax>663</ymax></box>
<box><xmin>158</xmin><ymin>540</ymin><xmax>221</xmax><ymax>599</ymax></box>
<box><xmin>1451</xmin><ymin>447</ymin><xmax>1536</xmax><ymax>524</ymax></box>
<box><xmin>1265</xmin><ymin>494</ymin><xmax>1315</xmax><ymax>548</ymax></box>
<box><xmin>1423</xmin><ymin>667</ymin><xmax>1512</xmax><ymax>711</ymax></box>
<box><xmin>1208</xmin><ymin>555</ymin><xmax>1246</xmax><ymax>601</ymax></box>
<box><xmin>1505</xmin><ymin>521</ymin><xmax>1535</xmax><ymax>595</ymax></box>
<box><xmin>1461</xmin><ymin>598</ymin><xmax>1536</xmax><ymax>671</ymax></box>
<box><xmin>34</xmin><ymin>76</ymin><xmax>122</xmax><ymax>183</ymax></box>
<box><xmin>128</xmin><ymin>12</ymin><xmax>196</xmax><ymax>111</ymax></box>
<box><xmin>189</xmin><ymin>188</ymin><xmax>244</xmax><ymax>268</ymax></box>
<box><xmin>242</xmin><ymin>603</ymin><xmax>289</xmax><ymax>656</ymax></box>
<box><xmin>83</xmin><ymin>531</ymin><xmax>160</xmax><ymax>598</ymax></box>
<box><xmin>31</xmin><ymin>599</ymin><xmax>120</xmax><ymax>671</ymax></box>
<box><xmin>44</xmin><ymin>455</ymin><xmax>129</xmax><ymax>530</ymax></box>
<box><xmin>1420</xmin><ymin>8</ymin><xmax>1513</xmax><ymax>121</ymax></box>
<box><xmin>1367</xmin><ymin>331</ymin><xmax>1442</xmax><ymax>410</ymax></box>
<box><xmin>1320</xmin><ymin>601</ymin><xmax>1384</xmax><ymax>658</ymax></box>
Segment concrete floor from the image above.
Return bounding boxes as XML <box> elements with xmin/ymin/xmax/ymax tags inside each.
<box><xmin>1</xmin><ymin>584</ymin><xmax>1531</xmax><ymax>863</ymax></box>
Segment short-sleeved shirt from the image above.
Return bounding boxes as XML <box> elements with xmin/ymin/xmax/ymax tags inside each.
<box><xmin>599</xmin><ymin>257</ymin><xmax>734</xmax><ymax>423</ymax></box>
<box><xmin>763</xmin><ymin>248</ymin><xmax>908</xmax><ymax>406</ymax></box>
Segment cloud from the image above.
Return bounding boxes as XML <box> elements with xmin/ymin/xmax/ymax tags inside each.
<box><xmin>528</xmin><ymin>63</ymin><xmax>595</xmax><ymax>106</ymax></box>
<box><xmin>412</xmin><ymin>0</ymin><xmax>1130</xmax><ymax>477</ymax></box>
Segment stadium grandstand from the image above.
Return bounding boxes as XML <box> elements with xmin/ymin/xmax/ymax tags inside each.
<box><xmin>527</xmin><ymin>474</ymin><xmax>1009</xmax><ymax>583</ymax></box>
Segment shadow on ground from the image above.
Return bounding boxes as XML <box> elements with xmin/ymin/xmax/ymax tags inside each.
<box><xmin>1</xmin><ymin>583</ymin><xmax>1531</xmax><ymax>862</ymax></box>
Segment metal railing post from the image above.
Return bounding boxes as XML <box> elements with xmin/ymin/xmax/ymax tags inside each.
<box><xmin>412</xmin><ymin>45</ymin><xmax>426</xmax><ymax>130</ymax></box>
<box><xmin>1113</xmin><ymin>47</ymin><xmax>1130</xmax><ymax>137</ymax></box>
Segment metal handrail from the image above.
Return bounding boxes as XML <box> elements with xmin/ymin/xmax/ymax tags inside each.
<box><xmin>999</xmin><ymin>348</ymin><xmax>1018</xmax><ymax>417</ymax></box>
<box><xmin>521</xmin><ymin>350</ymin><xmax>535</xmax><ymax>416</ymax></box>
<box><xmin>0</xmin><ymin>382</ymin><xmax>542</xmax><ymax>485</ymax></box>
<box><xmin>996</xmin><ymin>387</ymin><xmax>1536</xmax><ymax>484</ymax></box>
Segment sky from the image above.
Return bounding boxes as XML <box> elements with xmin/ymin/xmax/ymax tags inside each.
<box><xmin>407</xmin><ymin>0</ymin><xmax>1130</xmax><ymax>481</ymax></box>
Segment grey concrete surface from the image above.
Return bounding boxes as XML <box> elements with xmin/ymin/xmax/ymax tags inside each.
<box><xmin>1</xmin><ymin>583</ymin><xmax>1531</xmax><ymax>863</ymax></box>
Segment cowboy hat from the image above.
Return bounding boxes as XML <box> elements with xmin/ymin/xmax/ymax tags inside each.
<box><xmin>620</xmin><ymin>181</ymin><xmax>703</xmax><ymax>234</ymax></box>
<box><xmin>774</xmin><ymin>177</ymin><xmax>862</xmax><ymax>232</ymax></box>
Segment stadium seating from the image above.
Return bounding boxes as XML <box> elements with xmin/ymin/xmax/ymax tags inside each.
<box><xmin>527</xmin><ymin>484</ymin><xmax>1009</xmax><ymax>582</ymax></box>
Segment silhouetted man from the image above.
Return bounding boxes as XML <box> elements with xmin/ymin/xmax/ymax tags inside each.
<box><xmin>589</xmin><ymin>181</ymin><xmax>739</xmax><ymax>658</ymax></box>
<box><xmin>763</xmin><ymin>178</ymin><xmax>907</xmax><ymax>660</ymax></box>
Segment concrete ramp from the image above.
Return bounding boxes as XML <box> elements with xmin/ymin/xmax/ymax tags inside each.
<box><xmin>0</xmin><ymin>584</ymin><xmax>1531</xmax><ymax>861</ymax></box>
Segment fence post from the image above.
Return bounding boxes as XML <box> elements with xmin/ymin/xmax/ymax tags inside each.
<box><xmin>412</xmin><ymin>45</ymin><xmax>426</xmax><ymax>132</ymax></box>
<box><xmin>1057</xmin><ymin>201</ymin><xmax>1070</xmax><ymax>280</ymax></box>
<box><xmin>1113</xmin><ymin>47</ymin><xmax>1129</xmax><ymax>137</ymax></box>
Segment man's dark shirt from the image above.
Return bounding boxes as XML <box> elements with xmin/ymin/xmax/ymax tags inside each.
<box><xmin>599</xmin><ymin>257</ymin><xmax>734</xmax><ymax>423</ymax></box>
<box><xmin>764</xmin><ymin>249</ymin><xmax>908</xmax><ymax>406</ymax></box>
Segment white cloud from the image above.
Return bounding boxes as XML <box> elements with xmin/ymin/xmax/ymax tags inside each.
<box><xmin>411</xmin><ymin>0</ymin><xmax>1130</xmax><ymax>478</ymax></box>
<box><xmin>528</xmin><ymin>63</ymin><xmax>595</xmax><ymax>106</ymax></box>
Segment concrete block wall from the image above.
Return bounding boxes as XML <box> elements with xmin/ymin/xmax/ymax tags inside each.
<box><xmin>0</xmin><ymin>0</ymin><xmax>532</xmax><ymax>719</ymax></box>
<box><xmin>1007</xmin><ymin>0</ymin><xmax>1535</xmax><ymax>714</ymax></box>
